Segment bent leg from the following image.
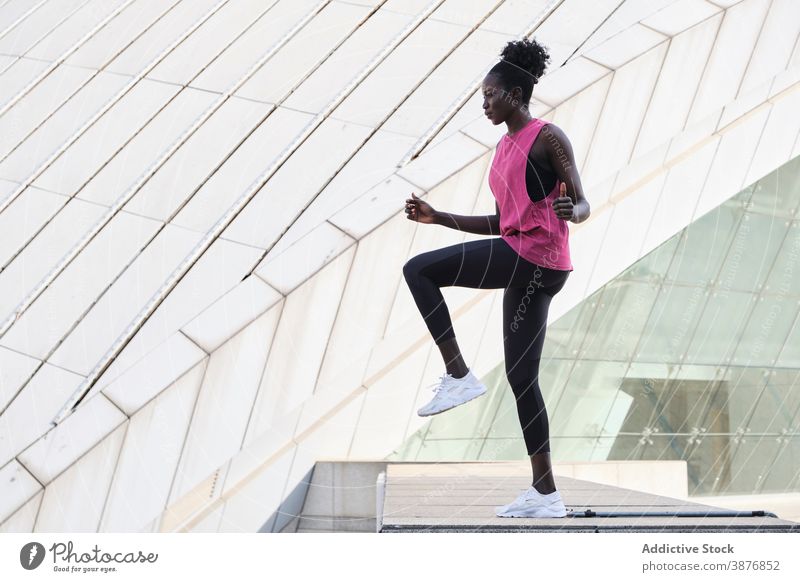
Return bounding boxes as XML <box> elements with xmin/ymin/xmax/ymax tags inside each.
<box><xmin>402</xmin><ymin>238</ymin><xmax>530</xmax><ymax>345</ymax></box>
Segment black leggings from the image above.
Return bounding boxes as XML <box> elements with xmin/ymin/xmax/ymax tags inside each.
<box><xmin>402</xmin><ymin>237</ymin><xmax>569</xmax><ymax>456</ymax></box>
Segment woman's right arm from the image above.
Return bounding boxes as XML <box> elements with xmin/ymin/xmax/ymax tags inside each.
<box><xmin>433</xmin><ymin>205</ymin><xmax>501</xmax><ymax>236</ymax></box>
<box><xmin>405</xmin><ymin>193</ymin><xmax>501</xmax><ymax>236</ymax></box>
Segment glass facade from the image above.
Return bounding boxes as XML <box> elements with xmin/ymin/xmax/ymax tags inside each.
<box><xmin>389</xmin><ymin>155</ymin><xmax>800</xmax><ymax>497</ymax></box>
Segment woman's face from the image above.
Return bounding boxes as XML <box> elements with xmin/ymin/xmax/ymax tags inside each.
<box><xmin>481</xmin><ymin>74</ymin><xmax>522</xmax><ymax>125</ymax></box>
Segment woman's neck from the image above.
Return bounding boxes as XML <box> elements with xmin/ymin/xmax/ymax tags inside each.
<box><xmin>505</xmin><ymin>110</ymin><xmax>533</xmax><ymax>136</ymax></box>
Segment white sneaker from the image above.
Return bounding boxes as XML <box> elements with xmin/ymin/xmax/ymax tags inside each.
<box><xmin>416</xmin><ymin>368</ymin><xmax>487</xmax><ymax>417</ymax></box>
<box><xmin>495</xmin><ymin>486</ymin><xmax>567</xmax><ymax>518</ymax></box>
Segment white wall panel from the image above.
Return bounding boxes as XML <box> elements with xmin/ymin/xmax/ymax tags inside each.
<box><xmin>550</xmin><ymin>74</ymin><xmax>612</xmax><ymax>172</ymax></box>
<box><xmin>25</xmin><ymin>0</ymin><xmax>129</xmax><ymax>62</ymax></box>
<box><xmin>382</xmin><ymin>28</ymin><xmax>509</xmax><ymax>138</ymax></box>
<box><xmin>612</xmin><ymin>141</ymin><xmax>668</xmax><ymax>196</ymax></box>
<box><xmin>168</xmin><ymin>306</ymin><xmax>282</xmax><ymax>504</ymax></box>
<box><xmin>0</xmin><ymin>64</ymin><xmax>95</xmax><ymax>161</ymax></box>
<box><xmin>244</xmin><ymin>249</ymin><xmax>354</xmax><ymax>447</ymax></box>
<box><xmin>0</xmin><ymin>211</ymin><xmax>162</xmax><ymax>360</ymax></box>
<box><xmin>348</xmin><ymin>339</ymin><xmax>429</xmax><ymax>458</ymax></box>
<box><xmin>182</xmin><ymin>275</ymin><xmax>282</xmax><ymax>353</ymax></box>
<box><xmin>641</xmin><ymin>0</ymin><xmax>721</xmax><ymax>35</ymax></box>
<box><xmin>582</xmin><ymin>43</ymin><xmax>668</xmax><ymax>193</ymax></box>
<box><xmin>158</xmin><ymin>460</ymin><xmax>231</xmax><ymax>531</ymax></box>
<box><xmin>0</xmin><ymin>186</ymin><xmax>66</xmax><ymax>268</ymax></box>
<box><xmin>33</xmin><ymin>423</ymin><xmax>126</xmax><ymax>532</ymax></box>
<box><xmin>283</xmin><ymin>8</ymin><xmax>413</xmax><ymax>114</ymax></box>
<box><xmin>100</xmin><ymin>364</ymin><xmax>202</xmax><ymax>532</ymax></box>
<box><xmin>695</xmin><ymin>104</ymin><xmax>772</xmax><ymax>218</ymax></box>
<box><xmin>188</xmin><ymin>0</ymin><xmax>322</xmax><ymax>94</ymax></box>
<box><xmin>216</xmin><ymin>444</ymin><xmax>295</xmax><ymax>532</ymax></box>
<box><xmin>0</xmin><ymin>460</ymin><xmax>41</xmax><ymax>524</ymax></box>
<box><xmin>33</xmin><ymin>79</ymin><xmax>181</xmax><ymax>196</ymax></box>
<box><xmin>426</xmin><ymin>86</ymin><xmax>496</xmax><ymax>151</ymax></box>
<box><xmin>331</xmin><ymin>18</ymin><xmax>468</xmax><ymax>128</ymax></box>
<box><xmin>382</xmin><ymin>0</ymin><xmax>430</xmax><ymax>14</ymax></box>
<box><xmin>686</xmin><ymin>0</ymin><xmax>771</xmax><ymax>126</ymax></box>
<box><xmin>533</xmin><ymin>0</ymin><xmax>626</xmax><ymax>66</ymax></box>
<box><xmin>744</xmin><ymin>85</ymin><xmax>800</xmax><ymax>185</ymax></box>
<box><xmin>0</xmin><ymin>346</ymin><xmax>39</xmax><ymax>412</ymax></box>
<box><xmin>100</xmin><ymin>337</ymin><xmax>206</xmax><ymax>417</ymax></box>
<box><xmin>0</xmin><ymin>490</ymin><xmax>42</xmax><ymax>533</ymax></box>
<box><xmin>644</xmin><ymin>136</ymin><xmax>719</xmax><ymax>252</ymax></box>
<box><xmin>427</xmin><ymin>0</ymin><xmax>497</xmax><ymax>27</ymax></box>
<box><xmin>328</xmin><ymin>173</ymin><xmax>418</xmax><ymax>239</ymax></box>
<box><xmin>666</xmin><ymin>108</ymin><xmax>721</xmax><ymax>160</ymax></box>
<box><xmin>223</xmin><ymin>404</ymin><xmax>301</xmax><ymax>495</ymax></box>
<box><xmin>0</xmin><ymin>69</ymin><xmax>131</xmax><ymax>183</ymax></box>
<box><xmin>0</xmin><ymin>196</ymin><xmax>106</xmax><ymax>324</ymax></box>
<box><xmin>146</xmin><ymin>0</ymin><xmax>278</xmax><ymax>86</ymax></box>
<box><xmin>0</xmin><ymin>0</ymin><xmax>86</xmax><ymax>57</ymax></box>
<box><xmin>266</xmin><ymin>128</ymin><xmax>417</xmax><ymax>256</ymax></box>
<box><xmin>738</xmin><ymin>0</ymin><xmax>800</xmax><ymax>94</ymax></box>
<box><xmin>236</xmin><ymin>2</ymin><xmax>370</xmax><ymax>105</ymax></box>
<box><xmin>532</xmin><ymin>57</ymin><xmax>610</xmax><ymax>108</ymax></box>
<box><xmin>584</xmin><ymin>24</ymin><xmax>667</xmax><ymax>70</ymax></box>
<box><xmin>564</xmin><ymin>207</ymin><xmax>613</xmax><ymax>300</ymax></box>
<box><xmin>18</xmin><ymin>393</ymin><xmax>126</xmax><ymax>484</ymax></box>
<box><xmin>221</xmin><ymin>117</ymin><xmax>372</xmax><ymax>249</ymax></box>
<box><xmin>123</xmin><ymin>96</ymin><xmax>270</xmax><ymax>222</ymax></box>
<box><xmin>717</xmin><ymin>77</ymin><xmax>771</xmax><ymax>129</ymax></box>
<box><xmin>104</xmin><ymin>236</ymin><xmax>262</xmax><ymax>371</ymax></box>
<box><xmin>256</xmin><ymin>221</ymin><xmax>355</xmax><ymax>295</ymax></box>
<box><xmin>103</xmin><ymin>0</ymin><xmax>223</xmax><ymax>77</ymax></box>
<box><xmin>171</xmin><ymin>105</ymin><xmax>313</xmax><ymax>233</ymax></box>
<box><xmin>65</xmin><ymin>0</ymin><xmax>181</xmax><ymax>70</ymax></box>
<box><xmin>316</xmin><ymin>213</ymin><xmax>421</xmax><ymax>388</ymax></box>
<box><xmin>633</xmin><ymin>14</ymin><xmax>721</xmax><ymax>158</ymax></box>
<box><xmin>0</xmin><ymin>0</ymin><xmax>44</xmax><ymax>32</ymax></box>
<box><xmin>769</xmin><ymin>63</ymin><xmax>800</xmax><ymax>99</ymax></box>
<box><xmin>0</xmin><ymin>57</ymin><xmax>52</xmax><ymax>107</ymax></box>
<box><xmin>186</xmin><ymin>504</ymin><xmax>223</xmax><ymax>532</ymax></box>
<box><xmin>396</xmin><ymin>131</ymin><xmax>487</xmax><ymax>191</ymax></box>
<box><xmin>46</xmin><ymin>224</ymin><xmax>203</xmax><ymax>375</ymax></box>
<box><xmin>71</xmin><ymin>86</ymin><xmax>217</xmax><ymax>206</ymax></box>
<box><xmin>708</xmin><ymin>0</ymin><xmax>745</xmax><ymax>6</ymax></box>
<box><xmin>0</xmin><ymin>363</ymin><xmax>84</xmax><ymax>468</ymax></box>
<box><xmin>294</xmin><ymin>360</ymin><xmax>367</xmax><ymax>439</ymax></box>
<box><xmin>590</xmin><ymin>172</ymin><xmax>667</xmax><ymax>291</ymax></box>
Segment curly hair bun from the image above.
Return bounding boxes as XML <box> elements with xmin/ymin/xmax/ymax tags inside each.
<box><xmin>499</xmin><ymin>38</ymin><xmax>550</xmax><ymax>82</ymax></box>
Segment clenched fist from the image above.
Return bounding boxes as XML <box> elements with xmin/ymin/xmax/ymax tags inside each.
<box><xmin>405</xmin><ymin>192</ymin><xmax>437</xmax><ymax>224</ymax></box>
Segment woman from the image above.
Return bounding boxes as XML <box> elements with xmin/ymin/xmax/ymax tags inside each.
<box><xmin>402</xmin><ymin>38</ymin><xmax>590</xmax><ymax>518</ymax></box>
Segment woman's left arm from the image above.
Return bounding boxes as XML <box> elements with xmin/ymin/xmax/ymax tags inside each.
<box><xmin>542</xmin><ymin>123</ymin><xmax>590</xmax><ymax>224</ymax></box>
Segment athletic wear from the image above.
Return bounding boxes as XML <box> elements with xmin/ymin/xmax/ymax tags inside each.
<box><xmin>417</xmin><ymin>368</ymin><xmax>487</xmax><ymax>417</ymax></box>
<box><xmin>488</xmin><ymin>117</ymin><xmax>573</xmax><ymax>271</ymax></box>
<box><xmin>402</xmin><ymin>237</ymin><xmax>569</xmax><ymax>454</ymax></box>
<box><xmin>495</xmin><ymin>486</ymin><xmax>568</xmax><ymax>518</ymax></box>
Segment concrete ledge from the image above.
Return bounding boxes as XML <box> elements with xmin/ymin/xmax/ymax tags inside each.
<box><xmin>379</xmin><ymin>462</ymin><xmax>800</xmax><ymax>533</ymax></box>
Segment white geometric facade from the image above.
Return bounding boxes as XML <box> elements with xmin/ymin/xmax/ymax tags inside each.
<box><xmin>1</xmin><ymin>0</ymin><xmax>799</xmax><ymax>532</ymax></box>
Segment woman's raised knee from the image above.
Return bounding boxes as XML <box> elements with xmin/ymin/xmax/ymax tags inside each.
<box><xmin>402</xmin><ymin>254</ymin><xmax>427</xmax><ymax>281</ymax></box>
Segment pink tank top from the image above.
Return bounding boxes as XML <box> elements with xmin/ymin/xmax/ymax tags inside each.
<box><xmin>488</xmin><ymin>117</ymin><xmax>573</xmax><ymax>271</ymax></box>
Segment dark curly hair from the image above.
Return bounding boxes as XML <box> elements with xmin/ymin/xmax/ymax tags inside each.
<box><xmin>488</xmin><ymin>38</ymin><xmax>550</xmax><ymax>105</ymax></box>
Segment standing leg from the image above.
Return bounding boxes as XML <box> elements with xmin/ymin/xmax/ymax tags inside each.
<box><xmin>502</xmin><ymin>269</ymin><xmax>568</xmax><ymax>494</ymax></box>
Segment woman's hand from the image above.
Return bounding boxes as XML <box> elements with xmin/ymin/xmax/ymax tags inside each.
<box><xmin>405</xmin><ymin>192</ymin><xmax>438</xmax><ymax>224</ymax></box>
<box><xmin>552</xmin><ymin>182</ymin><xmax>574</xmax><ymax>221</ymax></box>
